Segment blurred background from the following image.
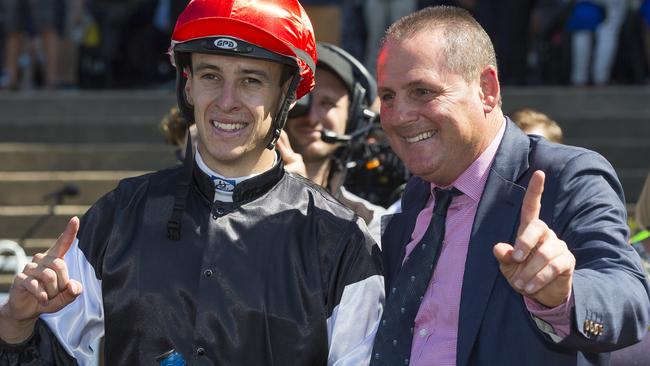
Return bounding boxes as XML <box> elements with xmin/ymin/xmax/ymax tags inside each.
<box><xmin>0</xmin><ymin>0</ymin><xmax>649</xmax><ymax>297</ymax></box>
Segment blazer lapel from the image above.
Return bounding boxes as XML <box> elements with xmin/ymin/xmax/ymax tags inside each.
<box><xmin>456</xmin><ymin>120</ymin><xmax>531</xmax><ymax>366</ymax></box>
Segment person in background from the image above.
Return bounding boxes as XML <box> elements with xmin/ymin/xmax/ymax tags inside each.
<box><xmin>0</xmin><ymin>1</ymin><xmax>384</xmax><ymax>364</ymax></box>
<box><xmin>159</xmin><ymin>105</ymin><xmax>197</xmax><ymax>162</ymax></box>
<box><xmin>2</xmin><ymin>0</ymin><xmax>59</xmax><ymax>90</ymax></box>
<box><xmin>371</xmin><ymin>6</ymin><xmax>650</xmax><ymax>365</ymax></box>
<box><xmin>362</xmin><ymin>0</ymin><xmax>417</xmax><ymax>76</ymax></box>
<box><xmin>511</xmin><ymin>107</ymin><xmax>564</xmax><ymax>143</ymax></box>
<box><xmin>278</xmin><ymin>42</ymin><xmax>387</xmax><ymax>244</ymax></box>
<box><xmin>472</xmin><ymin>0</ymin><xmax>536</xmax><ymax>85</ymax></box>
<box><xmin>570</xmin><ymin>0</ymin><xmax>628</xmax><ymax>86</ymax></box>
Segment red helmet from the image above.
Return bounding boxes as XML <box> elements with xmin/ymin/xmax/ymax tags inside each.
<box><xmin>169</xmin><ymin>0</ymin><xmax>317</xmax><ymax>147</ymax></box>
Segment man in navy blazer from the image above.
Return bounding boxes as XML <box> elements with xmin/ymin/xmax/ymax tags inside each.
<box><xmin>373</xmin><ymin>6</ymin><xmax>650</xmax><ymax>366</ymax></box>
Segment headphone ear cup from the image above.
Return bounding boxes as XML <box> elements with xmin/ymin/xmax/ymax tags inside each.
<box><xmin>346</xmin><ymin>83</ymin><xmax>366</xmax><ymax>135</ymax></box>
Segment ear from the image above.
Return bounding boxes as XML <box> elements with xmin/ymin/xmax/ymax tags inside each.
<box><xmin>479</xmin><ymin>65</ymin><xmax>500</xmax><ymax>114</ymax></box>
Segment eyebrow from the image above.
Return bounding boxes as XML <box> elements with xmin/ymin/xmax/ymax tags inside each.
<box><xmin>378</xmin><ymin>79</ymin><xmax>438</xmax><ymax>93</ymax></box>
<box><xmin>404</xmin><ymin>79</ymin><xmax>434</xmax><ymax>89</ymax></box>
<box><xmin>377</xmin><ymin>86</ymin><xmax>393</xmax><ymax>94</ymax></box>
<box><xmin>193</xmin><ymin>62</ymin><xmax>271</xmax><ymax>82</ymax></box>
<box><xmin>194</xmin><ymin>63</ymin><xmax>221</xmax><ymax>73</ymax></box>
<box><xmin>240</xmin><ymin>68</ymin><xmax>271</xmax><ymax>82</ymax></box>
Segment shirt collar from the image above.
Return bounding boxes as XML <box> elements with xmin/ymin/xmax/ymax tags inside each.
<box><xmin>194</xmin><ymin>149</ymin><xmax>283</xmax><ymax>203</ymax></box>
<box><xmin>431</xmin><ymin>118</ymin><xmax>506</xmax><ymax>202</ymax></box>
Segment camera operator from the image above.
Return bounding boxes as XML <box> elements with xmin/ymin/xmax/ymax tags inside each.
<box><xmin>277</xmin><ymin>42</ymin><xmax>386</xmax><ymax>244</ymax></box>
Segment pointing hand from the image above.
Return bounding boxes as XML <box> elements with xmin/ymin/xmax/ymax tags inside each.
<box><xmin>493</xmin><ymin>171</ymin><xmax>575</xmax><ymax>308</ymax></box>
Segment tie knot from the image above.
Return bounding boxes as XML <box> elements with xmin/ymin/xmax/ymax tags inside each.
<box><xmin>433</xmin><ymin>187</ymin><xmax>461</xmax><ymax>216</ymax></box>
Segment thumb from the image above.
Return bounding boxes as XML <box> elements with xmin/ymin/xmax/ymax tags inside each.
<box><xmin>493</xmin><ymin>243</ymin><xmax>517</xmax><ymax>266</ymax></box>
<box><xmin>64</xmin><ymin>279</ymin><xmax>83</xmax><ymax>298</ymax></box>
<box><xmin>42</xmin><ymin>280</ymin><xmax>83</xmax><ymax>313</ymax></box>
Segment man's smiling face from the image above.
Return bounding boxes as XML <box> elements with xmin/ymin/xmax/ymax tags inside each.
<box><xmin>377</xmin><ymin>30</ymin><xmax>495</xmax><ymax>186</ymax></box>
<box><xmin>185</xmin><ymin>52</ymin><xmax>285</xmax><ymax>177</ymax></box>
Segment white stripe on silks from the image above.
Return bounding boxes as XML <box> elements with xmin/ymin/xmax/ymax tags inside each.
<box><xmin>327</xmin><ymin>274</ymin><xmax>385</xmax><ymax>366</ymax></box>
<box><xmin>41</xmin><ymin>238</ymin><xmax>104</xmax><ymax>366</ymax></box>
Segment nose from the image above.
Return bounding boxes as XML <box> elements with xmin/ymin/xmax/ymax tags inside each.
<box><xmin>294</xmin><ymin>103</ymin><xmax>319</xmax><ymax>127</ymax></box>
<box><xmin>393</xmin><ymin>96</ymin><xmax>418</xmax><ymax>124</ymax></box>
<box><xmin>215</xmin><ymin>82</ymin><xmax>240</xmax><ymax>112</ymax></box>
<box><xmin>306</xmin><ymin>104</ymin><xmax>321</xmax><ymax>126</ymax></box>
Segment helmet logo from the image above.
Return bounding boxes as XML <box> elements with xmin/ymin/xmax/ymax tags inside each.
<box><xmin>214</xmin><ymin>38</ymin><xmax>238</xmax><ymax>50</ymax></box>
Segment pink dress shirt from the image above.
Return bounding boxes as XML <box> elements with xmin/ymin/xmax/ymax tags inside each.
<box><xmin>405</xmin><ymin>121</ymin><xmax>571</xmax><ymax>365</ymax></box>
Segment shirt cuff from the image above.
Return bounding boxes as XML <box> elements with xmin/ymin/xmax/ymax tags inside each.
<box><xmin>524</xmin><ymin>291</ymin><xmax>574</xmax><ymax>340</ymax></box>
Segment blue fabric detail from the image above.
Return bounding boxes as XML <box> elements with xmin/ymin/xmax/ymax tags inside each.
<box><xmin>211</xmin><ymin>176</ymin><xmax>237</xmax><ymax>192</ymax></box>
<box><xmin>642</xmin><ymin>0</ymin><xmax>650</xmax><ymax>26</ymax></box>
<box><xmin>566</xmin><ymin>1</ymin><xmax>606</xmax><ymax>31</ymax></box>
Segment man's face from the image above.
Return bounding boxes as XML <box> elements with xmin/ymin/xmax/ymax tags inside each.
<box><xmin>377</xmin><ymin>31</ymin><xmax>496</xmax><ymax>186</ymax></box>
<box><xmin>285</xmin><ymin>68</ymin><xmax>349</xmax><ymax>162</ymax></box>
<box><xmin>185</xmin><ymin>53</ymin><xmax>284</xmax><ymax>176</ymax></box>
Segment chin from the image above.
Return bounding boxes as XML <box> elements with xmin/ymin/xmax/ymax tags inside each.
<box><xmin>406</xmin><ymin>160</ymin><xmax>438</xmax><ymax>178</ymax></box>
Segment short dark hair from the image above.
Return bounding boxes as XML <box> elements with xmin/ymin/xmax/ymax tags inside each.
<box><xmin>382</xmin><ymin>6</ymin><xmax>497</xmax><ymax>83</ymax></box>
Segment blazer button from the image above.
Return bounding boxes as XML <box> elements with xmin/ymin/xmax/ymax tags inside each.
<box><xmin>196</xmin><ymin>347</ymin><xmax>205</xmax><ymax>356</ymax></box>
<box><xmin>204</xmin><ymin>269</ymin><xmax>213</xmax><ymax>277</ymax></box>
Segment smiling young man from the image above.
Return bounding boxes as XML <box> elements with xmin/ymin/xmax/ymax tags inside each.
<box><xmin>0</xmin><ymin>1</ymin><xmax>384</xmax><ymax>365</ymax></box>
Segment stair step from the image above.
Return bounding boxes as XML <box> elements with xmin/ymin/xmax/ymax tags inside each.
<box><xmin>2</xmin><ymin>238</ymin><xmax>56</xmax><ymax>255</ymax></box>
<box><xmin>0</xmin><ymin>90</ymin><xmax>176</xmax><ymax>123</ymax></box>
<box><xmin>0</xmin><ymin>90</ymin><xmax>177</xmax><ymax>143</ymax></box>
<box><xmin>0</xmin><ymin>171</ymin><xmax>149</xmax><ymax>205</ymax></box>
<box><xmin>0</xmin><ymin>143</ymin><xmax>179</xmax><ymax>171</ymax></box>
<box><xmin>0</xmin><ymin>123</ymin><xmax>170</xmax><ymax>143</ymax></box>
<box><xmin>568</xmin><ymin>139</ymin><xmax>650</xmax><ymax>170</ymax></box>
<box><xmin>0</xmin><ymin>205</ymin><xmax>90</xmax><ymax>239</ymax></box>
<box><xmin>503</xmin><ymin>86</ymin><xmax>650</xmax><ymax>118</ymax></box>
<box><xmin>558</xmin><ymin>117</ymin><xmax>650</xmax><ymax>140</ymax></box>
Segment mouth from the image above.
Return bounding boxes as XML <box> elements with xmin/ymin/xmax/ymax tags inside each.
<box><xmin>295</xmin><ymin>127</ymin><xmax>322</xmax><ymax>138</ymax></box>
<box><xmin>211</xmin><ymin>119</ymin><xmax>247</xmax><ymax>132</ymax></box>
<box><xmin>403</xmin><ymin>130</ymin><xmax>436</xmax><ymax>144</ymax></box>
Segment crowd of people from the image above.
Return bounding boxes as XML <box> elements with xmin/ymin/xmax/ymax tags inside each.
<box><xmin>2</xmin><ymin>0</ymin><xmax>650</xmax><ymax>90</ymax></box>
<box><xmin>1</xmin><ymin>0</ymin><xmax>649</xmax><ymax>365</ymax></box>
<box><xmin>0</xmin><ymin>0</ymin><xmax>187</xmax><ymax>90</ymax></box>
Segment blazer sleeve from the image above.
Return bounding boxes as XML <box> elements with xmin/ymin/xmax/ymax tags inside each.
<box><xmin>547</xmin><ymin>150</ymin><xmax>650</xmax><ymax>352</ymax></box>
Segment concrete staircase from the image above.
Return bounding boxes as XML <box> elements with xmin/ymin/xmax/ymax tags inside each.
<box><xmin>0</xmin><ymin>90</ymin><xmax>178</xmax><ymax>291</ymax></box>
<box><xmin>0</xmin><ymin>87</ymin><xmax>648</xmax><ymax>292</ymax></box>
<box><xmin>503</xmin><ymin>86</ymin><xmax>650</xmax><ymax>205</ymax></box>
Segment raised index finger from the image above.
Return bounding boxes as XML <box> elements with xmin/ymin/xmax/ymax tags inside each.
<box><xmin>519</xmin><ymin>170</ymin><xmax>545</xmax><ymax>236</ymax></box>
<box><xmin>45</xmin><ymin>216</ymin><xmax>80</xmax><ymax>259</ymax></box>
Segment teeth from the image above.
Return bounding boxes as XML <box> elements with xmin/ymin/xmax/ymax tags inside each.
<box><xmin>404</xmin><ymin>130</ymin><xmax>435</xmax><ymax>143</ymax></box>
<box><xmin>212</xmin><ymin>120</ymin><xmax>245</xmax><ymax>131</ymax></box>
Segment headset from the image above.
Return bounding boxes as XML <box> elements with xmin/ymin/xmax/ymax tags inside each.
<box><xmin>288</xmin><ymin>42</ymin><xmax>377</xmax><ymax>144</ymax></box>
<box><xmin>287</xmin><ymin>43</ymin><xmax>410</xmax><ymax>207</ymax></box>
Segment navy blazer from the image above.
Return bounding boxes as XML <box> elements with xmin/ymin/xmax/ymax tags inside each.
<box><xmin>381</xmin><ymin>119</ymin><xmax>650</xmax><ymax>366</ymax></box>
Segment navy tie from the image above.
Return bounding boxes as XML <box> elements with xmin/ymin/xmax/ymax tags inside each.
<box><xmin>371</xmin><ymin>187</ymin><xmax>462</xmax><ymax>365</ymax></box>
